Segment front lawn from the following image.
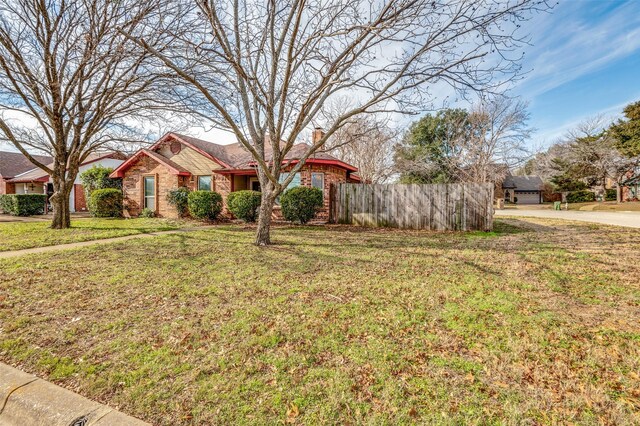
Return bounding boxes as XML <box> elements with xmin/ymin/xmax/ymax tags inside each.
<box><xmin>0</xmin><ymin>219</ymin><xmax>638</xmax><ymax>424</ymax></box>
<box><xmin>567</xmin><ymin>201</ymin><xmax>640</xmax><ymax>211</ymax></box>
<box><xmin>0</xmin><ymin>218</ymin><xmax>183</xmax><ymax>252</ymax></box>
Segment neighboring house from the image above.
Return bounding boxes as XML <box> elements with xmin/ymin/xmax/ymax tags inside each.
<box><xmin>0</xmin><ymin>151</ymin><xmax>52</xmax><ymax>195</ymax></box>
<box><xmin>621</xmin><ymin>173</ymin><xmax>640</xmax><ymax>201</ymax></box>
<box><xmin>110</xmin><ymin>132</ymin><xmax>360</xmax><ymax>219</ymax></box>
<box><xmin>502</xmin><ymin>175</ymin><xmax>544</xmax><ymax>204</ymax></box>
<box><xmin>7</xmin><ymin>152</ymin><xmax>127</xmax><ymax>212</ymax></box>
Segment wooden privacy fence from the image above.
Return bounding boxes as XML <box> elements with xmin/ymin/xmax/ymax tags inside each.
<box><xmin>329</xmin><ymin>183</ymin><xmax>494</xmax><ymax>231</ymax></box>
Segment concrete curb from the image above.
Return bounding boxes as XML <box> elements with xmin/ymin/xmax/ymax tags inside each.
<box><xmin>0</xmin><ymin>363</ymin><xmax>149</xmax><ymax>425</ymax></box>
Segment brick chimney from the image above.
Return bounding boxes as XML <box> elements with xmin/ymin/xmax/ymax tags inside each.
<box><xmin>312</xmin><ymin>127</ymin><xmax>325</xmax><ymax>144</ymax></box>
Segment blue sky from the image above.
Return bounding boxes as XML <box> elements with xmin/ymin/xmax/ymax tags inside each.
<box><xmin>513</xmin><ymin>0</ymin><xmax>640</xmax><ymax>147</ymax></box>
<box><xmin>2</xmin><ymin>0</ymin><xmax>639</xmax><ymax>152</ymax></box>
<box><xmin>196</xmin><ymin>0</ymin><xmax>640</xmax><ymax>148</ymax></box>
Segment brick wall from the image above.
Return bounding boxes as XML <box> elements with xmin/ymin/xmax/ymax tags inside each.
<box><xmin>0</xmin><ymin>178</ymin><xmax>8</xmax><ymax>195</ymax></box>
<box><xmin>121</xmin><ymin>157</ymin><xmax>353</xmax><ymax>221</ymax></box>
<box><xmin>121</xmin><ymin>156</ymin><xmax>180</xmax><ymax>218</ymax></box>
<box><xmin>296</xmin><ymin>163</ymin><xmax>347</xmax><ymax>220</ymax></box>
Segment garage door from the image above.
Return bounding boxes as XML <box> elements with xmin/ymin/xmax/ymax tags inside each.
<box><xmin>516</xmin><ymin>192</ymin><xmax>540</xmax><ymax>204</ymax></box>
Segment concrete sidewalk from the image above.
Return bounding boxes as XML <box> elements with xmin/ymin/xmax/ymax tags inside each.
<box><xmin>0</xmin><ymin>362</ymin><xmax>149</xmax><ymax>425</ymax></box>
<box><xmin>495</xmin><ymin>209</ymin><xmax>640</xmax><ymax>229</ymax></box>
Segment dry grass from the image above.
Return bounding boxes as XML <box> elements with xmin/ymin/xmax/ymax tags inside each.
<box><xmin>0</xmin><ymin>218</ymin><xmax>639</xmax><ymax>425</ymax></box>
<box><xmin>567</xmin><ymin>201</ymin><xmax>640</xmax><ymax>211</ymax></box>
<box><xmin>0</xmin><ymin>218</ymin><xmax>183</xmax><ymax>251</ymax></box>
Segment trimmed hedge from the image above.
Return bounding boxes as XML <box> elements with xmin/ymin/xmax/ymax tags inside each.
<box><xmin>79</xmin><ymin>165</ymin><xmax>121</xmax><ymax>193</ymax></box>
<box><xmin>0</xmin><ymin>194</ymin><xmax>47</xmax><ymax>216</ymax></box>
<box><xmin>605</xmin><ymin>188</ymin><xmax>617</xmax><ymax>202</ymax></box>
<box><xmin>167</xmin><ymin>187</ymin><xmax>191</xmax><ymax>217</ymax></box>
<box><xmin>566</xmin><ymin>190</ymin><xmax>596</xmax><ymax>203</ymax></box>
<box><xmin>280</xmin><ymin>186</ymin><xmax>323</xmax><ymax>224</ymax></box>
<box><xmin>188</xmin><ymin>190</ymin><xmax>223</xmax><ymax>220</ymax></box>
<box><xmin>227</xmin><ymin>190</ymin><xmax>261</xmax><ymax>222</ymax></box>
<box><xmin>88</xmin><ymin>188</ymin><xmax>123</xmax><ymax>217</ymax></box>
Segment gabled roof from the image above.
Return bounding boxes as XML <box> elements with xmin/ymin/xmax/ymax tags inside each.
<box><xmin>110</xmin><ymin>149</ymin><xmax>190</xmax><ymax>178</ymax></box>
<box><xmin>0</xmin><ymin>151</ymin><xmax>52</xmax><ymax>179</ymax></box>
<box><xmin>503</xmin><ymin>175</ymin><xmax>543</xmax><ymax>191</ymax></box>
<box><xmin>9</xmin><ymin>152</ymin><xmax>127</xmax><ymax>183</ymax></box>
<box><xmin>111</xmin><ymin>132</ymin><xmax>359</xmax><ymax>177</ymax></box>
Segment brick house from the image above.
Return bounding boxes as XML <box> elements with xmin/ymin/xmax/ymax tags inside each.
<box><xmin>110</xmin><ymin>132</ymin><xmax>360</xmax><ymax>219</ymax></box>
<box><xmin>0</xmin><ymin>151</ymin><xmax>52</xmax><ymax>195</ymax></box>
<box><xmin>621</xmin><ymin>173</ymin><xmax>640</xmax><ymax>201</ymax></box>
<box><xmin>502</xmin><ymin>175</ymin><xmax>544</xmax><ymax>204</ymax></box>
<box><xmin>4</xmin><ymin>152</ymin><xmax>126</xmax><ymax>212</ymax></box>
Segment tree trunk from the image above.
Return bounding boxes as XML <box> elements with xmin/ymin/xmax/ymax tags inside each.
<box><xmin>617</xmin><ymin>184</ymin><xmax>623</xmax><ymax>204</ymax></box>
<box><xmin>50</xmin><ymin>179</ymin><xmax>73</xmax><ymax>229</ymax></box>
<box><xmin>255</xmin><ymin>189</ymin><xmax>276</xmax><ymax>246</ymax></box>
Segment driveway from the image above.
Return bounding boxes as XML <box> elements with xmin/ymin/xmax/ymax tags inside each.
<box><xmin>495</xmin><ymin>209</ymin><xmax>640</xmax><ymax>229</ymax></box>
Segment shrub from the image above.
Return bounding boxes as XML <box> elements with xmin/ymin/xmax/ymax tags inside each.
<box><xmin>79</xmin><ymin>165</ymin><xmax>121</xmax><ymax>193</ymax></box>
<box><xmin>566</xmin><ymin>190</ymin><xmax>595</xmax><ymax>203</ymax></box>
<box><xmin>227</xmin><ymin>190</ymin><xmax>261</xmax><ymax>222</ymax></box>
<box><xmin>605</xmin><ymin>188</ymin><xmax>617</xmax><ymax>201</ymax></box>
<box><xmin>188</xmin><ymin>190</ymin><xmax>223</xmax><ymax>220</ymax></box>
<box><xmin>87</xmin><ymin>188</ymin><xmax>122</xmax><ymax>217</ymax></box>
<box><xmin>280</xmin><ymin>186</ymin><xmax>323</xmax><ymax>224</ymax></box>
<box><xmin>167</xmin><ymin>187</ymin><xmax>191</xmax><ymax>217</ymax></box>
<box><xmin>140</xmin><ymin>208</ymin><xmax>155</xmax><ymax>218</ymax></box>
<box><xmin>0</xmin><ymin>194</ymin><xmax>47</xmax><ymax>216</ymax></box>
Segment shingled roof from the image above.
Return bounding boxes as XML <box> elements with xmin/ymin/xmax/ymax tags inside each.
<box><xmin>8</xmin><ymin>152</ymin><xmax>127</xmax><ymax>183</ymax></box>
<box><xmin>0</xmin><ymin>151</ymin><xmax>52</xmax><ymax>179</ymax></box>
<box><xmin>158</xmin><ymin>133</ymin><xmax>356</xmax><ymax>171</ymax></box>
<box><xmin>503</xmin><ymin>175</ymin><xmax>543</xmax><ymax>191</ymax></box>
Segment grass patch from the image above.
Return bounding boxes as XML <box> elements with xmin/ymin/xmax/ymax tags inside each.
<box><xmin>0</xmin><ymin>218</ymin><xmax>639</xmax><ymax>424</ymax></box>
<box><xmin>567</xmin><ymin>201</ymin><xmax>640</xmax><ymax>211</ymax></box>
<box><xmin>0</xmin><ymin>218</ymin><xmax>184</xmax><ymax>251</ymax></box>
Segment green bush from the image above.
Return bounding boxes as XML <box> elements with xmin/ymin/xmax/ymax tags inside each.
<box><xmin>227</xmin><ymin>190</ymin><xmax>261</xmax><ymax>222</ymax></box>
<box><xmin>188</xmin><ymin>190</ymin><xmax>223</xmax><ymax>220</ymax></box>
<box><xmin>0</xmin><ymin>194</ymin><xmax>47</xmax><ymax>216</ymax></box>
<box><xmin>140</xmin><ymin>208</ymin><xmax>155</xmax><ymax>218</ymax></box>
<box><xmin>167</xmin><ymin>187</ymin><xmax>191</xmax><ymax>217</ymax></box>
<box><xmin>566</xmin><ymin>190</ymin><xmax>595</xmax><ymax>203</ymax></box>
<box><xmin>605</xmin><ymin>188</ymin><xmax>617</xmax><ymax>201</ymax></box>
<box><xmin>280</xmin><ymin>186</ymin><xmax>323</xmax><ymax>224</ymax></box>
<box><xmin>79</xmin><ymin>165</ymin><xmax>121</xmax><ymax>193</ymax></box>
<box><xmin>88</xmin><ymin>188</ymin><xmax>122</xmax><ymax>217</ymax></box>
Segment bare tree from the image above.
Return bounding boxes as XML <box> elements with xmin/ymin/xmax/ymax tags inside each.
<box><xmin>324</xmin><ymin>111</ymin><xmax>397</xmax><ymax>183</ymax></box>
<box><xmin>127</xmin><ymin>0</ymin><xmax>552</xmax><ymax>245</ymax></box>
<box><xmin>457</xmin><ymin>95</ymin><xmax>532</xmax><ymax>183</ymax></box>
<box><xmin>532</xmin><ymin>117</ymin><xmax>639</xmax><ymax>201</ymax></box>
<box><xmin>394</xmin><ymin>96</ymin><xmax>532</xmax><ymax>185</ymax></box>
<box><xmin>0</xmin><ymin>0</ymin><xmax>172</xmax><ymax>228</ymax></box>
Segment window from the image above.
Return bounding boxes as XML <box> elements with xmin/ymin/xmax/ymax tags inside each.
<box><xmin>197</xmin><ymin>175</ymin><xmax>212</xmax><ymax>191</ymax></box>
<box><xmin>311</xmin><ymin>173</ymin><xmax>324</xmax><ymax>193</ymax></box>
<box><xmin>279</xmin><ymin>172</ymin><xmax>301</xmax><ymax>190</ymax></box>
<box><xmin>276</xmin><ymin>172</ymin><xmax>300</xmax><ymax>204</ymax></box>
<box><xmin>143</xmin><ymin>176</ymin><xmax>155</xmax><ymax>210</ymax></box>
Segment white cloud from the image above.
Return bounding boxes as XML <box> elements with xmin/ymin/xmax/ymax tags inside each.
<box><xmin>517</xmin><ymin>1</ymin><xmax>640</xmax><ymax>98</ymax></box>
